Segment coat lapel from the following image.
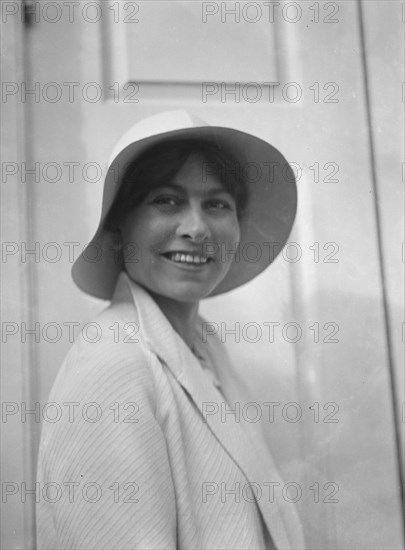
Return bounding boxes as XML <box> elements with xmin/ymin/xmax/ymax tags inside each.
<box><xmin>113</xmin><ymin>273</ymin><xmax>304</xmax><ymax>550</ymax></box>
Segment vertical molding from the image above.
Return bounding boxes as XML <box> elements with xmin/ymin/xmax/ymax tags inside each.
<box><xmin>1</xmin><ymin>1</ymin><xmax>37</xmax><ymax>547</ymax></box>
<box><xmin>275</xmin><ymin>5</ymin><xmax>337</xmax><ymax>546</ymax></box>
<box><xmin>288</xmin><ymin>176</ymin><xmax>338</xmax><ymax>550</ymax></box>
<box><xmin>272</xmin><ymin>0</ymin><xmax>302</xmax><ymax>84</ymax></box>
<box><xmin>22</xmin><ymin>8</ymin><xmax>40</xmax><ymax>550</ymax></box>
<box><xmin>357</xmin><ymin>0</ymin><xmax>404</xmax><ymax>528</ymax></box>
<box><xmin>20</xmin><ymin>2</ymin><xmax>40</xmax><ymax>547</ymax></box>
<box><xmin>100</xmin><ymin>0</ymin><xmax>129</xmax><ymax>100</ymax></box>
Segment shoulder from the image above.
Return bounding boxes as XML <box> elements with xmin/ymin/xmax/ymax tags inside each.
<box><xmin>48</xmin><ymin>298</ymin><xmax>159</xmax><ymax>413</ymax></box>
<box><xmin>38</xmin><ymin>299</ymin><xmax>166</xmax><ymax>472</ymax></box>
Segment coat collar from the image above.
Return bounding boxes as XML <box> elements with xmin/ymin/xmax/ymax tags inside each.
<box><xmin>111</xmin><ymin>272</ymin><xmax>305</xmax><ymax>550</ymax></box>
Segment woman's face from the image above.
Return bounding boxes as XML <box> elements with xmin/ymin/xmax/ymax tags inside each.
<box><xmin>119</xmin><ymin>152</ymin><xmax>241</xmax><ymax>302</ymax></box>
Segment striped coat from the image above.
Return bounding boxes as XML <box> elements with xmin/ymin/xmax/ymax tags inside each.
<box><xmin>36</xmin><ymin>272</ymin><xmax>305</xmax><ymax>549</ymax></box>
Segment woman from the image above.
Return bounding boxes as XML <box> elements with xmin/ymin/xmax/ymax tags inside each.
<box><xmin>36</xmin><ymin>111</ymin><xmax>305</xmax><ymax>549</ymax></box>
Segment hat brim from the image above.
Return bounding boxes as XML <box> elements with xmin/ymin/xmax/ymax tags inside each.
<box><xmin>72</xmin><ymin>126</ymin><xmax>297</xmax><ymax>300</ymax></box>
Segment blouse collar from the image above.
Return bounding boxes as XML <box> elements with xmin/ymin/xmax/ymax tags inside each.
<box><xmin>112</xmin><ymin>271</ymin><xmax>222</xmax><ymax>390</ymax></box>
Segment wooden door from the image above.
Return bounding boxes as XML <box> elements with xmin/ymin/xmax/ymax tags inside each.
<box><xmin>2</xmin><ymin>1</ymin><xmax>403</xmax><ymax>548</ymax></box>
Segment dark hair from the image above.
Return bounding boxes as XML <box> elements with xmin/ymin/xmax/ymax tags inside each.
<box><xmin>103</xmin><ymin>138</ymin><xmax>248</xmax><ymax>232</ymax></box>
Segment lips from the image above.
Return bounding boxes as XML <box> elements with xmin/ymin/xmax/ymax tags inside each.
<box><xmin>161</xmin><ymin>252</ymin><xmax>213</xmax><ymax>265</ymax></box>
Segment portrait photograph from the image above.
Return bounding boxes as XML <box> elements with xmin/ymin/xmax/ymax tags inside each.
<box><xmin>1</xmin><ymin>1</ymin><xmax>404</xmax><ymax>549</ymax></box>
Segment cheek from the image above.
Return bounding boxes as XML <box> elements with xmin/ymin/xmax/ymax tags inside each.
<box><xmin>121</xmin><ymin>223</ymin><xmax>140</xmax><ymax>251</ymax></box>
<box><xmin>222</xmin><ymin>216</ymin><xmax>241</xmax><ymax>244</ymax></box>
<box><xmin>145</xmin><ymin>218</ymin><xmax>177</xmax><ymax>249</ymax></box>
<box><xmin>123</xmin><ymin>215</ymin><xmax>176</xmax><ymax>254</ymax></box>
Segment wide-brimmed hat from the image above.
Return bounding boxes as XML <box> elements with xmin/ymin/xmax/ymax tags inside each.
<box><xmin>72</xmin><ymin>110</ymin><xmax>297</xmax><ymax>300</ymax></box>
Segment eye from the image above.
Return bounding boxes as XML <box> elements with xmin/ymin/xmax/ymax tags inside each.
<box><xmin>206</xmin><ymin>199</ymin><xmax>233</xmax><ymax>210</ymax></box>
<box><xmin>151</xmin><ymin>195</ymin><xmax>182</xmax><ymax>207</ymax></box>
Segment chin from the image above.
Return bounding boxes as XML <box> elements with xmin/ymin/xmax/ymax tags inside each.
<box><xmin>163</xmin><ymin>285</ymin><xmax>210</xmax><ymax>303</ymax></box>
<box><xmin>154</xmin><ymin>279</ymin><xmax>217</xmax><ymax>303</ymax></box>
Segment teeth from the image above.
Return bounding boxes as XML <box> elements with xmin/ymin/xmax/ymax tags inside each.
<box><xmin>167</xmin><ymin>253</ymin><xmax>208</xmax><ymax>264</ymax></box>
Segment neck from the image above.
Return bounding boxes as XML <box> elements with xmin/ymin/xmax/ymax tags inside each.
<box><xmin>146</xmin><ymin>290</ymin><xmax>200</xmax><ymax>350</ymax></box>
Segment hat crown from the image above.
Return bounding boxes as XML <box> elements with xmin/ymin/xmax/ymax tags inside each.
<box><xmin>108</xmin><ymin>110</ymin><xmax>209</xmax><ymax>167</ymax></box>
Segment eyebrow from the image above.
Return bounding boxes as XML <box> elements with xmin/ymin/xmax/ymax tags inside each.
<box><xmin>154</xmin><ymin>183</ymin><xmax>232</xmax><ymax>197</ymax></box>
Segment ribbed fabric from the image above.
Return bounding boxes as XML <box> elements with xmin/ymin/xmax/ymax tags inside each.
<box><xmin>36</xmin><ymin>272</ymin><xmax>305</xmax><ymax>550</ymax></box>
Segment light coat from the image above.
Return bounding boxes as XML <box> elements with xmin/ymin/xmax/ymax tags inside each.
<box><xmin>36</xmin><ymin>272</ymin><xmax>305</xmax><ymax>549</ymax></box>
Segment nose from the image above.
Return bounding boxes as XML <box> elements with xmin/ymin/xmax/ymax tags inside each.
<box><xmin>176</xmin><ymin>205</ymin><xmax>210</xmax><ymax>242</ymax></box>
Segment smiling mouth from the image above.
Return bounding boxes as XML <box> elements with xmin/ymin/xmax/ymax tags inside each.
<box><xmin>162</xmin><ymin>252</ymin><xmax>213</xmax><ymax>265</ymax></box>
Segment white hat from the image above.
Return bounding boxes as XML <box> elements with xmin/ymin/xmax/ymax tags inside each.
<box><xmin>72</xmin><ymin>110</ymin><xmax>297</xmax><ymax>299</ymax></box>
